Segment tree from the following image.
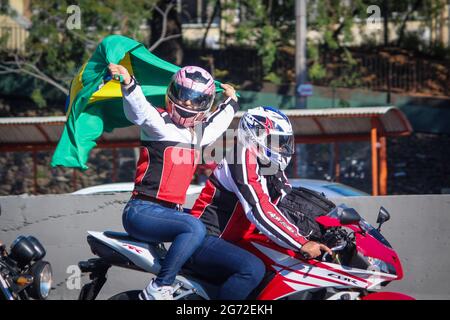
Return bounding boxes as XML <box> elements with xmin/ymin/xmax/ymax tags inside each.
<box><xmin>219</xmin><ymin>0</ymin><xmax>368</xmax><ymax>85</ymax></box>
<box><xmin>221</xmin><ymin>0</ymin><xmax>296</xmax><ymax>82</ymax></box>
<box><xmin>393</xmin><ymin>0</ymin><xmax>447</xmax><ymax>50</ymax></box>
<box><xmin>0</xmin><ymin>0</ymin><xmax>182</xmax><ymax>107</ymax></box>
<box><xmin>306</xmin><ymin>0</ymin><xmax>367</xmax><ymax>86</ymax></box>
<box><xmin>149</xmin><ymin>0</ymin><xmax>183</xmax><ymax>65</ymax></box>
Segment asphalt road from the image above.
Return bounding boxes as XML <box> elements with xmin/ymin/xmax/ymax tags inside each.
<box><xmin>1</xmin><ymin>193</ymin><xmax>449</xmax><ymax>300</ymax></box>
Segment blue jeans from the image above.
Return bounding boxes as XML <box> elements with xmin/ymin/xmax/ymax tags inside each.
<box><xmin>122</xmin><ymin>199</ymin><xmax>206</xmax><ymax>286</ymax></box>
<box><xmin>188</xmin><ymin>235</ymin><xmax>266</xmax><ymax>300</ymax></box>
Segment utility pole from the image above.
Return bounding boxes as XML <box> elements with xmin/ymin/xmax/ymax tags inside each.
<box><xmin>295</xmin><ymin>0</ymin><xmax>308</xmax><ymax>109</ymax></box>
<box><xmin>383</xmin><ymin>0</ymin><xmax>391</xmax><ymax>104</ymax></box>
<box><xmin>295</xmin><ymin>0</ymin><xmax>309</xmax><ymax>179</ymax></box>
<box><xmin>383</xmin><ymin>0</ymin><xmax>389</xmax><ymax>46</ymax></box>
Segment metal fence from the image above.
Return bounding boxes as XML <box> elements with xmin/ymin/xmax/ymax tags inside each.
<box><xmin>184</xmin><ymin>47</ymin><xmax>450</xmax><ymax>96</ymax></box>
<box><xmin>183</xmin><ymin>48</ymin><xmax>264</xmax><ymax>86</ymax></box>
<box><xmin>318</xmin><ymin>50</ymin><xmax>450</xmax><ymax>96</ymax></box>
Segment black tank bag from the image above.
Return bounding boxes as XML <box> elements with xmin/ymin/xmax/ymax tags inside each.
<box><xmin>277</xmin><ymin>187</ymin><xmax>336</xmax><ymax>241</ymax></box>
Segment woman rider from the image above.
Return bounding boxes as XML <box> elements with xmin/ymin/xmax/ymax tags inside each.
<box><xmin>108</xmin><ymin>63</ymin><xmax>238</xmax><ymax>300</ymax></box>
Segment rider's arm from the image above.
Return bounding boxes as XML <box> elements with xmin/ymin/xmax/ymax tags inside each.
<box><xmin>200</xmin><ymin>97</ymin><xmax>239</xmax><ymax>146</ymax></box>
<box><xmin>121</xmin><ymin>78</ymin><xmax>168</xmax><ymax>137</ymax></box>
<box><xmin>230</xmin><ymin>149</ymin><xmax>308</xmax><ymax>251</ymax></box>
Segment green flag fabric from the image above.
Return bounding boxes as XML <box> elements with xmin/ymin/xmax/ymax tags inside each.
<box><xmin>51</xmin><ymin>35</ymin><xmax>222</xmax><ymax>170</ymax></box>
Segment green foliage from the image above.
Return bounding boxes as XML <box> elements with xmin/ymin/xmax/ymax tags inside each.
<box><xmin>26</xmin><ymin>0</ymin><xmax>156</xmax><ymax>82</ymax></box>
<box><xmin>2</xmin><ymin>0</ymin><xmax>449</xmax><ymax>104</ymax></box>
<box><xmin>338</xmin><ymin>99</ymin><xmax>351</xmax><ymax>108</ymax></box>
<box><xmin>309</xmin><ymin>62</ymin><xmax>326</xmax><ymax>81</ymax></box>
<box><xmin>310</xmin><ymin>0</ymin><xmax>366</xmax><ymax>48</ymax></box>
<box><xmin>330</xmin><ymin>49</ymin><xmax>361</xmax><ymax>88</ymax></box>
<box><xmin>1</xmin><ymin>0</ymin><xmax>158</xmax><ymax>107</ymax></box>
<box><xmin>0</xmin><ymin>0</ymin><xmax>14</xmax><ymax>15</ymax></box>
<box><xmin>264</xmin><ymin>72</ymin><xmax>282</xmax><ymax>85</ymax></box>
<box><xmin>307</xmin><ymin>43</ymin><xmax>326</xmax><ymax>81</ymax></box>
<box><xmin>257</xmin><ymin>25</ymin><xmax>280</xmax><ymax>74</ymax></box>
<box><xmin>226</xmin><ymin>0</ymin><xmax>450</xmax><ymax>88</ymax></box>
<box><xmin>307</xmin><ymin>0</ymin><xmax>366</xmax><ymax>85</ymax></box>
<box><xmin>31</xmin><ymin>88</ymin><xmax>46</xmax><ymax>108</ymax></box>
<box><xmin>221</xmin><ymin>0</ymin><xmax>370</xmax><ymax>85</ymax></box>
<box><xmin>224</xmin><ymin>0</ymin><xmax>295</xmax><ymax>81</ymax></box>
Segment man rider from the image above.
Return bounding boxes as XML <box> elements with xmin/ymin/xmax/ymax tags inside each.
<box><xmin>188</xmin><ymin>106</ymin><xmax>332</xmax><ymax>300</ymax></box>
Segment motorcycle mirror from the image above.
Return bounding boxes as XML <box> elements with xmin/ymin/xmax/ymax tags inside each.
<box><xmin>376</xmin><ymin>206</ymin><xmax>390</xmax><ymax>231</ymax></box>
<box><xmin>339</xmin><ymin>207</ymin><xmax>361</xmax><ymax>225</ymax></box>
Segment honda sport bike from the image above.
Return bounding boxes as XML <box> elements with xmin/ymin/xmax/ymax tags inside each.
<box><xmin>77</xmin><ymin>203</ymin><xmax>414</xmax><ymax>300</ymax></box>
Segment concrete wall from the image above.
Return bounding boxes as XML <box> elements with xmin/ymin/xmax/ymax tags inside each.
<box><xmin>333</xmin><ymin>195</ymin><xmax>450</xmax><ymax>300</ymax></box>
<box><xmin>0</xmin><ymin>193</ymin><xmax>449</xmax><ymax>300</ymax></box>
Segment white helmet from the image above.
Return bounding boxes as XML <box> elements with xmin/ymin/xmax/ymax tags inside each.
<box><xmin>238</xmin><ymin>106</ymin><xmax>294</xmax><ymax>171</ymax></box>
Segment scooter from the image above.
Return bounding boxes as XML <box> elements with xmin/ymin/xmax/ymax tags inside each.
<box><xmin>77</xmin><ymin>204</ymin><xmax>414</xmax><ymax>300</ymax></box>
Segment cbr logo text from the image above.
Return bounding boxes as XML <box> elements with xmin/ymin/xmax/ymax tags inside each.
<box><xmin>328</xmin><ymin>273</ymin><xmax>359</xmax><ymax>285</ymax></box>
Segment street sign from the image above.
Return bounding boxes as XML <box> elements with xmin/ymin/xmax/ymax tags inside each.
<box><xmin>297</xmin><ymin>83</ymin><xmax>313</xmax><ymax>97</ymax></box>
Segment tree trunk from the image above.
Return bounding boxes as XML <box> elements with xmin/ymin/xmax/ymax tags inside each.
<box><xmin>383</xmin><ymin>0</ymin><xmax>389</xmax><ymax>46</ymax></box>
<box><xmin>149</xmin><ymin>0</ymin><xmax>184</xmax><ymax>65</ymax></box>
<box><xmin>396</xmin><ymin>0</ymin><xmax>421</xmax><ymax>47</ymax></box>
<box><xmin>201</xmin><ymin>0</ymin><xmax>220</xmax><ymax>50</ymax></box>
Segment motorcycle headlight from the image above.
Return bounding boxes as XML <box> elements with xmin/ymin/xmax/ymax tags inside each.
<box><xmin>27</xmin><ymin>236</ymin><xmax>46</xmax><ymax>261</ymax></box>
<box><xmin>10</xmin><ymin>236</ymin><xmax>37</xmax><ymax>266</ymax></box>
<box><xmin>9</xmin><ymin>235</ymin><xmax>46</xmax><ymax>267</ymax></box>
<box><xmin>37</xmin><ymin>263</ymin><xmax>52</xmax><ymax>298</ymax></box>
<box><xmin>367</xmin><ymin>256</ymin><xmax>396</xmax><ymax>275</ymax></box>
<box><xmin>27</xmin><ymin>261</ymin><xmax>53</xmax><ymax>300</ymax></box>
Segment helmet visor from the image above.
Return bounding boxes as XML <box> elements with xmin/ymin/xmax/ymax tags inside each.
<box><xmin>167</xmin><ymin>81</ymin><xmax>214</xmax><ymax>111</ymax></box>
<box><xmin>264</xmin><ymin>133</ymin><xmax>295</xmax><ymax>157</ymax></box>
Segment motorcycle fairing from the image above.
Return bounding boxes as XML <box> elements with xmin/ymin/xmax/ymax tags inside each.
<box><xmin>248</xmin><ymin>241</ymin><xmax>397</xmax><ymax>299</ymax></box>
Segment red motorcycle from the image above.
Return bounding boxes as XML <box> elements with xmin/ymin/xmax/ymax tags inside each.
<box><xmin>78</xmin><ymin>203</ymin><xmax>414</xmax><ymax>300</ymax></box>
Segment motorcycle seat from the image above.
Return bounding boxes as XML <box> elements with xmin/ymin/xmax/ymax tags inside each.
<box><xmin>103</xmin><ymin>231</ymin><xmax>160</xmax><ymax>245</ymax></box>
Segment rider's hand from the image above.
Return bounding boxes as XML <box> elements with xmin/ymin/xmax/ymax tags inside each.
<box><xmin>221</xmin><ymin>83</ymin><xmax>237</xmax><ymax>102</ymax></box>
<box><xmin>108</xmin><ymin>63</ymin><xmax>132</xmax><ymax>85</ymax></box>
<box><xmin>300</xmin><ymin>241</ymin><xmax>332</xmax><ymax>259</ymax></box>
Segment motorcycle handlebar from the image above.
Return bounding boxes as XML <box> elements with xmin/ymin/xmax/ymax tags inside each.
<box><xmin>299</xmin><ymin>241</ymin><xmax>348</xmax><ymax>261</ymax></box>
<box><xmin>321</xmin><ymin>242</ymin><xmax>347</xmax><ymax>262</ymax></box>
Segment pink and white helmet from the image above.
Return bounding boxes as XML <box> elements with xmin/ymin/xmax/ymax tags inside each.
<box><xmin>166</xmin><ymin>66</ymin><xmax>216</xmax><ymax>127</ymax></box>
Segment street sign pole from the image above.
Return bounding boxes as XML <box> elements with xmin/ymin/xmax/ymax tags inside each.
<box><xmin>296</xmin><ymin>0</ymin><xmax>308</xmax><ymax>109</ymax></box>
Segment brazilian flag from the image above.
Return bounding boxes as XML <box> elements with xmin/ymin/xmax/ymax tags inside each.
<box><xmin>51</xmin><ymin>35</ymin><xmax>223</xmax><ymax>170</ymax></box>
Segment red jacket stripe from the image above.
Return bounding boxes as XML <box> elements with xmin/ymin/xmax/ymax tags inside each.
<box><xmin>134</xmin><ymin>147</ymin><xmax>150</xmax><ymax>185</ymax></box>
<box><xmin>190</xmin><ymin>179</ymin><xmax>217</xmax><ymax>219</ymax></box>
